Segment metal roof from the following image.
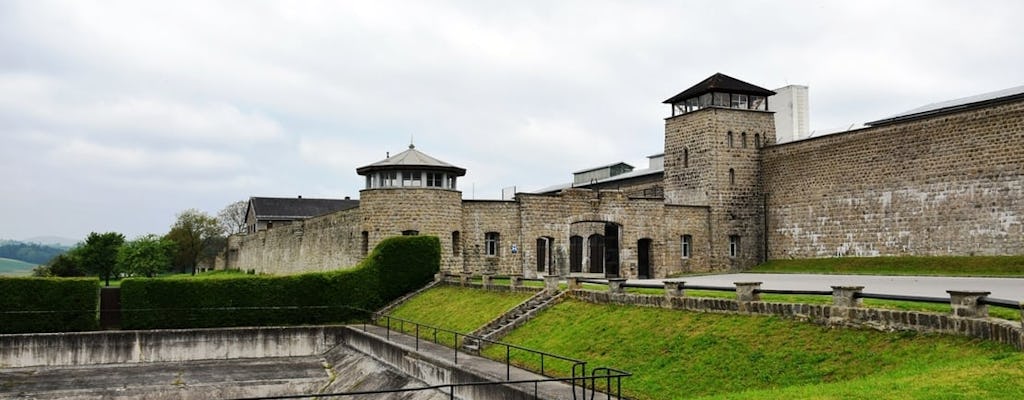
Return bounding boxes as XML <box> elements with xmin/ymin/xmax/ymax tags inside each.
<box><xmin>867</xmin><ymin>84</ymin><xmax>1024</xmax><ymax>126</ymax></box>
<box><xmin>573</xmin><ymin>162</ymin><xmax>634</xmax><ymax>175</ymax></box>
<box><xmin>663</xmin><ymin>73</ymin><xmax>776</xmax><ymax>104</ymax></box>
<box><xmin>248</xmin><ymin>197</ymin><xmax>359</xmax><ymax>220</ymax></box>
<box><xmin>355</xmin><ymin>144</ymin><xmax>466</xmax><ymax>176</ymax></box>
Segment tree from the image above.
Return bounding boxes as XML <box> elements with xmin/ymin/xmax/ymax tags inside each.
<box><xmin>79</xmin><ymin>232</ymin><xmax>126</xmax><ymax>286</ymax></box>
<box><xmin>43</xmin><ymin>246</ymin><xmax>87</xmax><ymax>277</ymax></box>
<box><xmin>117</xmin><ymin>235</ymin><xmax>175</xmax><ymax>278</ymax></box>
<box><xmin>165</xmin><ymin>209</ymin><xmax>225</xmax><ymax>275</ymax></box>
<box><xmin>217</xmin><ymin>200</ymin><xmax>248</xmax><ymax>235</ymax></box>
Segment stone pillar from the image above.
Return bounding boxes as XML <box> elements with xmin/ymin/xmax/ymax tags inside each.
<box><xmin>459</xmin><ymin>274</ymin><xmax>469</xmax><ymax>286</ymax></box>
<box><xmin>434</xmin><ymin>271</ymin><xmax>445</xmax><ymax>282</ymax></box>
<box><xmin>508</xmin><ymin>274</ymin><xmax>523</xmax><ymax>288</ymax></box>
<box><xmin>481</xmin><ymin>272</ymin><xmax>495</xmax><ymax>288</ymax></box>
<box><xmin>607</xmin><ymin>278</ymin><xmax>628</xmax><ymax>294</ymax></box>
<box><xmin>544</xmin><ymin>275</ymin><xmax>561</xmax><ymax>292</ymax></box>
<box><xmin>831</xmin><ymin>286</ymin><xmax>864</xmax><ymax>307</ymax></box>
<box><xmin>947</xmin><ymin>290</ymin><xmax>991</xmax><ymax>318</ymax></box>
<box><xmin>664</xmin><ymin>281</ymin><xmax>686</xmax><ymax>297</ymax></box>
<box><xmin>734</xmin><ymin>282</ymin><xmax>762</xmax><ymax>302</ymax></box>
<box><xmin>567</xmin><ymin>277</ymin><xmax>582</xmax><ymax>290</ymax></box>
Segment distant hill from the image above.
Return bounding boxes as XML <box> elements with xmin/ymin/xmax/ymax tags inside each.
<box><xmin>0</xmin><ymin>241</ymin><xmax>68</xmax><ymax>265</ymax></box>
<box><xmin>0</xmin><ymin>257</ymin><xmax>36</xmax><ymax>276</ymax></box>
<box><xmin>23</xmin><ymin>236</ymin><xmax>80</xmax><ymax>247</ymax></box>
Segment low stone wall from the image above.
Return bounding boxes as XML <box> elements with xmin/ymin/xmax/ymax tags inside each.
<box><xmin>567</xmin><ymin>290</ymin><xmax>1024</xmax><ymax>351</ymax></box>
<box><xmin>0</xmin><ymin>325</ymin><xmax>348</xmax><ymax>368</ymax></box>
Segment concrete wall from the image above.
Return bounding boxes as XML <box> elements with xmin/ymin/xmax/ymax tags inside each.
<box><xmin>0</xmin><ymin>326</ymin><xmax>348</xmax><ymax>368</ymax></box>
<box><xmin>762</xmin><ymin>100</ymin><xmax>1024</xmax><ymax>259</ymax></box>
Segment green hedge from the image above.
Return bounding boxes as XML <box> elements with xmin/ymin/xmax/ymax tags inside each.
<box><xmin>120</xmin><ymin>235</ymin><xmax>440</xmax><ymax>329</ymax></box>
<box><xmin>0</xmin><ymin>277</ymin><xmax>100</xmax><ymax>333</ymax></box>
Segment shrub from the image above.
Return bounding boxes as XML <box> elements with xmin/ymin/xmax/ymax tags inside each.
<box><xmin>120</xmin><ymin>235</ymin><xmax>440</xmax><ymax>329</ymax></box>
<box><xmin>0</xmin><ymin>277</ymin><xmax>99</xmax><ymax>333</ymax></box>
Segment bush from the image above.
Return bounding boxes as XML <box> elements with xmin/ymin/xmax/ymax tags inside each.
<box><xmin>0</xmin><ymin>277</ymin><xmax>100</xmax><ymax>333</ymax></box>
<box><xmin>121</xmin><ymin>235</ymin><xmax>440</xmax><ymax>329</ymax></box>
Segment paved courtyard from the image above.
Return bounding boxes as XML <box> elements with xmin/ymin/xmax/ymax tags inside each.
<box><xmin>636</xmin><ymin>273</ymin><xmax>1023</xmax><ymax>301</ymax></box>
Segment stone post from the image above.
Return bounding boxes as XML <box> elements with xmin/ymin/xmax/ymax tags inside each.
<box><xmin>481</xmin><ymin>272</ymin><xmax>495</xmax><ymax>288</ymax></box>
<box><xmin>664</xmin><ymin>281</ymin><xmax>686</xmax><ymax>297</ymax></box>
<box><xmin>607</xmin><ymin>278</ymin><xmax>628</xmax><ymax>294</ymax></box>
<box><xmin>734</xmin><ymin>282</ymin><xmax>762</xmax><ymax>302</ymax></box>
<box><xmin>947</xmin><ymin>290</ymin><xmax>991</xmax><ymax>318</ymax></box>
<box><xmin>543</xmin><ymin>275</ymin><xmax>561</xmax><ymax>292</ymax></box>
<box><xmin>831</xmin><ymin>286</ymin><xmax>864</xmax><ymax>307</ymax></box>
<box><xmin>459</xmin><ymin>273</ymin><xmax>469</xmax><ymax>286</ymax></box>
<box><xmin>567</xmin><ymin>277</ymin><xmax>582</xmax><ymax>290</ymax></box>
<box><xmin>434</xmin><ymin>271</ymin><xmax>445</xmax><ymax>282</ymax></box>
<box><xmin>508</xmin><ymin>274</ymin><xmax>523</xmax><ymax>288</ymax></box>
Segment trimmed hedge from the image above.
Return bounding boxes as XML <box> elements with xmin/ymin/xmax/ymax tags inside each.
<box><xmin>120</xmin><ymin>235</ymin><xmax>440</xmax><ymax>329</ymax></box>
<box><xmin>0</xmin><ymin>277</ymin><xmax>100</xmax><ymax>333</ymax></box>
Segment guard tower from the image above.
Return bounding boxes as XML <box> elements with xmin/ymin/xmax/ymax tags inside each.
<box><xmin>662</xmin><ymin>73</ymin><xmax>776</xmax><ymax>270</ymax></box>
<box><xmin>356</xmin><ymin>144</ymin><xmax>467</xmax><ymax>270</ymax></box>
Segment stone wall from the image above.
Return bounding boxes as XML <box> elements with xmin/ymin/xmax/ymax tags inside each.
<box><xmin>228</xmin><ymin>207</ymin><xmax>363</xmax><ymax>274</ymax></box>
<box><xmin>360</xmin><ymin>188</ymin><xmax>464</xmax><ymax>271</ymax></box>
<box><xmin>762</xmin><ymin>101</ymin><xmax>1024</xmax><ymax>258</ymax></box>
<box><xmin>568</xmin><ymin>290</ymin><xmax>1024</xmax><ymax>351</ymax></box>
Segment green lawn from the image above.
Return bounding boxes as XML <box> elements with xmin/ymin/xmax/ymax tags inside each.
<box><xmin>752</xmin><ymin>255</ymin><xmax>1024</xmax><ymax>277</ymax></box>
<box><xmin>483</xmin><ymin>300</ymin><xmax>1024</xmax><ymax>400</ymax></box>
<box><xmin>385</xmin><ymin>285</ymin><xmax>536</xmax><ymax>345</ymax></box>
<box><xmin>0</xmin><ymin>257</ymin><xmax>37</xmax><ymax>276</ymax></box>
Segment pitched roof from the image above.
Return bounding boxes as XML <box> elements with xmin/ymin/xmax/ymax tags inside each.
<box><xmin>663</xmin><ymin>73</ymin><xmax>776</xmax><ymax>104</ymax></box>
<box><xmin>356</xmin><ymin>144</ymin><xmax>466</xmax><ymax>176</ymax></box>
<box><xmin>866</xmin><ymin>84</ymin><xmax>1024</xmax><ymax>126</ymax></box>
<box><xmin>248</xmin><ymin>197</ymin><xmax>359</xmax><ymax>220</ymax></box>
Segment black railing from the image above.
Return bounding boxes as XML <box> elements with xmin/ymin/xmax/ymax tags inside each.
<box><xmin>369</xmin><ymin>311</ymin><xmax>599</xmax><ymax>398</ymax></box>
<box><xmin>226</xmin><ymin>368</ymin><xmax>632</xmax><ymax>400</ymax></box>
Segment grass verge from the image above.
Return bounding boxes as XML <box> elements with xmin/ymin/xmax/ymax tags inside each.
<box><xmin>752</xmin><ymin>255</ymin><xmax>1024</xmax><ymax>277</ymax></box>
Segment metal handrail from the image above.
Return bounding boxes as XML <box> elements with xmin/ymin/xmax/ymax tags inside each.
<box><xmin>854</xmin><ymin>292</ymin><xmax>951</xmax><ymax>304</ymax></box>
<box><xmin>225</xmin><ymin>369</ymin><xmax>632</xmax><ymax>400</ymax></box>
<box><xmin>367</xmin><ymin>311</ymin><xmax>600</xmax><ymax>399</ymax></box>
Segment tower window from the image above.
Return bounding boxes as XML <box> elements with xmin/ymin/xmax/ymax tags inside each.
<box><xmin>741</xmin><ymin>132</ymin><xmax>747</xmax><ymax>148</ymax></box>
<box><xmin>727</xmin><ymin>131</ymin><xmax>734</xmax><ymax>148</ymax></box>
<box><xmin>683</xmin><ymin>148</ymin><xmax>689</xmax><ymax>168</ymax></box>
<box><xmin>427</xmin><ymin>172</ymin><xmax>444</xmax><ymax>188</ymax></box>
<box><xmin>485</xmin><ymin>232</ymin><xmax>500</xmax><ymax>257</ymax></box>
<box><xmin>729</xmin><ymin>235</ymin><xmax>740</xmax><ymax>257</ymax></box>
<box><xmin>681</xmin><ymin>235</ymin><xmax>692</xmax><ymax>259</ymax></box>
<box><xmin>729</xmin><ymin>168</ymin><xmax>736</xmax><ymax>186</ymax></box>
<box><xmin>452</xmin><ymin>231</ymin><xmax>461</xmax><ymax>255</ymax></box>
<box><xmin>361</xmin><ymin>231</ymin><xmax>369</xmax><ymax>256</ymax></box>
<box><xmin>402</xmin><ymin>230</ymin><xmax>419</xmax><ymax>236</ymax></box>
<box><xmin>754</xmin><ymin>133</ymin><xmax>761</xmax><ymax>148</ymax></box>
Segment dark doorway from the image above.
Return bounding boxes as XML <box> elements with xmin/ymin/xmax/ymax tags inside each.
<box><xmin>637</xmin><ymin>238</ymin><xmax>652</xmax><ymax>279</ymax></box>
<box><xmin>536</xmin><ymin>237</ymin><xmax>553</xmax><ymax>274</ymax></box>
<box><xmin>604</xmin><ymin>224</ymin><xmax>620</xmax><ymax>277</ymax></box>
<box><xmin>588</xmin><ymin>234</ymin><xmax>604</xmax><ymax>273</ymax></box>
<box><xmin>569</xmin><ymin>236</ymin><xmax>583</xmax><ymax>273</ymax></box>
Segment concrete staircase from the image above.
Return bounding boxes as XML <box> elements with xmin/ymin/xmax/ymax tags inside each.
<box><xmin>462</xmin><ymin>289</ymin><xmax>565</xmax><ymax>353</ymax></box>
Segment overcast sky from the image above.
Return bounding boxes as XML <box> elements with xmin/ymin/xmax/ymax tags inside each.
<box><xmin>1</xmin><ymin>0</ymin><xmax>1022</xmax><ymax>242</ymax></box>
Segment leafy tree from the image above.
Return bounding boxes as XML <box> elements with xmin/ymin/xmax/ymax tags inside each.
<box><xmin>45</xmin><ymin>247</ymin><xmax>88</xmax><ymax>277</ymax></box>
<box><xmin>79</xmin><ymin>232</ymin><xmax>125</xmax><ymax>286</ymax></box>
<box><xmin>117</xmin><ymin>235</ymin><xmax>175</xmax><ymax>278</ymax></box>
<box><xmin>165</xmin><ymin>209</ymin><xmax>225</xmax><ymax>275</ymax></box>
<box><xmin>217</xmin><ymin>200</ymin><xmax>248</xmax><ymax>235</ymax></box>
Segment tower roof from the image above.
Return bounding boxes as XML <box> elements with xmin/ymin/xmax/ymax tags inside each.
<box><xmin>356</xmin><ymin>144</ymin><xmax>467</xmax><ymax>176</ymax></box>
<box><xmin>663</xmin><ymin>73</ymin><xmax>776</xmax><ymax>104</ymax></box>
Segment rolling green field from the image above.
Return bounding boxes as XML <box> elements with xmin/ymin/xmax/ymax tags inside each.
<box><xmin>0</xmin><ymin>257</ymin><xmax>36</xmax><ymax>276</ymax></box>
<box><xmin>391</xmin><ymin>286</ymin><xmax>1024</xmax><ymax>400</ymax></box>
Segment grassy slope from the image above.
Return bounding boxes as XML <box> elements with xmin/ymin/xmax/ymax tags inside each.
<box><xmin>485</xmin><ymin>300</ymin><xmax>1023</xmax><ymax>400</ymax></box>
<box><xmin>0</xmin><ymin>257</ymin><xmax>36</xmax><ymax>276</ymax></box>
<box><xmin>387</xmin><ymin>285</ymin><xmax>536</xmax><ymax>333</ymax></box>
<box><xmin>752</xmin><ymin>255</ymin><xmax>1024</xmax><ymax>277</ymax></box>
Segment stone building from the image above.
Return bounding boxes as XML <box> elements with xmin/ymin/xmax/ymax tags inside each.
<box><xmin>224</xmin><ymin>73</ymin><xmax>1024</xmax><ymax>278</ymax></box>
